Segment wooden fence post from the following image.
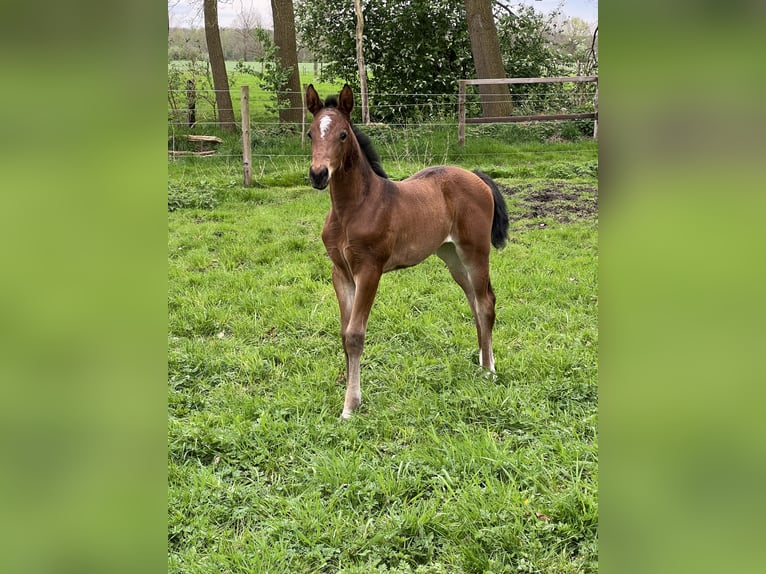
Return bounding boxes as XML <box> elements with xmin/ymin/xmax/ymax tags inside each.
<box><xmin>301</xmin><ymin>83</ymin><xmax>306</xmax><ymax>149</ymax></box>
<box><xmin>593</xmin><ymin>80</ymin><xmax>599</xmax><ymax>140</ymax></box>
<box><xmin>458</xmin><ymin>80</ymin><xmax>466</xmax><ymax>147</ymax></box>
<box><xmin>186</xmin><ymin>79</ymin><xmax>196</xmax><ymax>127</ymax></box>
<box><xmin>241</xmin><ymin>85</ymin><xmax>251</xmax><ymax>188</ymax></box>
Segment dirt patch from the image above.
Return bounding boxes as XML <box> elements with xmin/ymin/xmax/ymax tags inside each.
<box><xmin>500</xmin><ymin>182</ymin><xmax>598</xmax><ymax>227</ymax></box>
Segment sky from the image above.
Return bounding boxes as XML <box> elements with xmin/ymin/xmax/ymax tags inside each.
<box><xmin>168</xmin><ymin>1</ymin><xmax>598</xmax><ymax>29</ymax></box>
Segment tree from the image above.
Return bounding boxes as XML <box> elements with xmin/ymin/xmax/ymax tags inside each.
<box><xmin>203</xmin><ymin>0</ymin><xmax>236</xmax><ymax>131</ymax></box>
<box><xmin>495</xmin><ymin>6</ymin><xmax>572</xmax><ymax>113</ymax></box>
<box><xmin>464</xmin><ymin>0</ymin><xmax>512</xmax><ymax>117</ymax></box>
<box><xmin>235</xmin><ymin>0</ymin><xmax>261</xmax><ymax>61</ymax></box>
<box><xmin>295</xmin><ymin>0</ymin><xmax>474</xmax><ymax>123</ymax></box>
<box><xmin>293</xmin><ymin>0</ymin><xmax>565</xmax><ymax>123</ymax></box>
<box><xmin>270</xmin><ymin>0</ymin><xmax>302</xmax><ymax>124</ymax></box>
<box><xmin>548</xmin><ymin>16</ymin><xmax>595</xmax><ymax>75</ymax></box>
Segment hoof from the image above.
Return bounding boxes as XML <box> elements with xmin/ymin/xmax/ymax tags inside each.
<box><xmin>483</xmin><ymin>369</ymin><xmax>498</xmax><ymax>381</ymax></box>
<box><xmin>340</xmin><ymin>410</ymin><xmax>353</xmax><ymax>420</ymax></box>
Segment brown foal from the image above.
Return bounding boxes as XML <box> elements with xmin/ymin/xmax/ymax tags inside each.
<box><xmin>305</xmin><ymin>84</ymin><xmax>509</xmax><ymax>418</ymax></box>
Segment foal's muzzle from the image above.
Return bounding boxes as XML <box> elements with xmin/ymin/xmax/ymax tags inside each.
<box><xmin>309</xmin><ymin>165</ymin><xmax>329</xmax><ymax>190</ymax></box>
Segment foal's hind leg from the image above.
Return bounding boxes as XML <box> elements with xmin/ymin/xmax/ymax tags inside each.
<box><xmin>436</xmin><ymin>243</ymin><xmax>496</xmax><ymax>372</ymax></box>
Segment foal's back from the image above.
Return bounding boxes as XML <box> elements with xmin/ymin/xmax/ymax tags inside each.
<box><xmin>374</xmin><ymin>165</ymin><xmax>495</xmax><ymax>271</ymax></box>
<box><xmin>397</xmin><ymin>166</ymin><xmax>495</xmax><ymax>236</ymax></box>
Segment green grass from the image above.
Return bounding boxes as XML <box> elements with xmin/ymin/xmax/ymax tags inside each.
<box><xmin>168</xmin><ymin>134</ymin><xmax>598</xmax><ymax>572</ymax></box>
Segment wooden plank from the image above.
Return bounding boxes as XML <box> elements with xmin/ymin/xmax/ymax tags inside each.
<box><xmin>168</xmin><ymin>150</ymin><xmax>217</xmax><ymax>157</ymax></box>
<box><xmin>466</xmin><ymin>112</ymin><xmax>597</xmax><ymax>124</ymax></box>
<box><xmin>462</xmin><ymin>76</ymin><xmax>597</xmax><ymax>86</ymax></box>
<box><xmin>184</xmin><ymin>135</ymin><xmax>223</xmax><ymax>143</ymax></box>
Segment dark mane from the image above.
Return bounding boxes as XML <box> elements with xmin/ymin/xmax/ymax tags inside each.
<box><xmin>353</xmin><ymin>127</ymin><xmax>389</xmax><ymax>179</ymax></box>
<box><xmin>322</xmin><ymin>94</ymin><xmax>388</xmax><ymax>179</ymax></box>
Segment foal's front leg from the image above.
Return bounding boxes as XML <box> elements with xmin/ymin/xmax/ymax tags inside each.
<box><xmin>331</xmin><ymin>265</ymin><xmax>355</xmax><ymax>346</ymax></box>
<box><xmin>331</xmin><ymin>265</ymin><xmax>354</xmax><ymax>391</ymax></box>
<box><xmin>338</xmin><ymin>265</ymin><xmax>381</xmax><ymax>419</ymax></box>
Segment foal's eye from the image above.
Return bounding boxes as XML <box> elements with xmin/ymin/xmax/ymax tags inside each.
<box><xmin>306</xmin><ymin>131</ymin><xmax>312</xmax><ymax>140</ymax></box>
<box><xmin>339</xmin><ymin>131</ymin><xmax>348</xmax><ymax>141</ymax></box>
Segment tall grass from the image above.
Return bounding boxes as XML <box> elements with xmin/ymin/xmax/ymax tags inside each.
<box><xmin>169</xmin><ymin>120</ymin><xmax>597</xmax><ymax>192</ymax></box>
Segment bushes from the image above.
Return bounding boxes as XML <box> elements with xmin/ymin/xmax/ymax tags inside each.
<box><xmin>167</xmin><ymin>180</ymin><xmax>219</xmax><ymax>212</ymax></box>
<box><xmin>544</xmin><ymin>161</ymin><xmax>598</xmax><ymax>179</ymax></box>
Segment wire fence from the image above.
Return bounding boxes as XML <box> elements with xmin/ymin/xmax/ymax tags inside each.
<box><xmin>168</xmin><ymin>85</ymin><xmax>597</xmax><ymax>162</ymax></box>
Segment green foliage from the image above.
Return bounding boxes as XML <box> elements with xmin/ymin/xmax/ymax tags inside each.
<box><xmin>496</xmin><ymin>5</ymin><xmax>562</xmax><ymax>81</ymax></box>
<box><xmin>168</xmin><ymin>58</ymin><xmax>237</xmax><ymax>124</ymax></box>
<box><xmin>494</xmin><ymin>6</ymin><xmax>596</xmax><ymax>111</ymax></box>
<box><xmin>296</xmin><ymin>0</ymin><xmax>473</xmax><ymax>122</ymax></box>
<box><xmin>549</xmin><ymin>17</ymin><xmax>598</xmax><ymax>77</ymax></box>
<box><xmin>544</xmin><ymin>161</ymin><xmax>598</xmax><ymax>179</ymax></box>
<box><xmin>167</xmin><ymin>180</ymin><xmax>219</xmax><ymax>212</ymax></box>
<box><xmin>295</xmin><ymin>1</ymin><xmax>591</xmax><ymax>123</ymax></box>
<box><xmin>168</xmin><ymin>27</ymin><xmax>207</xmax><ymax>61</ymax></box>
<box><xmin>236</xmin><ymin>29</ymin><xmax>294</xmax><ymax>116</ymax></box>
<box><xmin>167</xmin><ymin>59</ymin><xmax>213</xmax><ymax>123</ymax></box>
<box><xmin>560</xmin><ymin>121</ymin><xmax>582</xmax><ymax>141</ymax></box>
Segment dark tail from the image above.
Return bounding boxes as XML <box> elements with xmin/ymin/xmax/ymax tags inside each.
<box><xmin>474</xmin><ymin>171</ymin><xmax>509</xmax><ymax>249</ymax></box>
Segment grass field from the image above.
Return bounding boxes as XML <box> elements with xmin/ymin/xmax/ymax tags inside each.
<box><xmin>168</xmin><ymin>62</ymin><xmax>341</xmax><ymax>124</ymax></box>
<box><xmin>168</xmin><ymin>92</ymin><xmax>598</xmax><ymax>572</ymax></box>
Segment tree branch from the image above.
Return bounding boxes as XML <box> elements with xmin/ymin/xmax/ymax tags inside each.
<box><xmin>493</xmin><ymin>1</ymin><xmax>517</xmax><ymax>20</ymax></box>
<box><xmin>588</xmin><ymin>25</ymin><xmax>598</xmax><ymax>68</ymax></box>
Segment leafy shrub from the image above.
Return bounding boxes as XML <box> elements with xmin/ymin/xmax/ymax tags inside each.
<box><xmin>544</xmin><ymin>161</ymin><xmax>598</xmax><ymax>179</ymax></box>
<box><xmin>560</xmin><ymin>121</ymin><xmax>581</xmax><ymax>141</ymax></box>
<box><xmin>576</xmin><ymin>161</ymin><xmax>599</xmax><ymax>178</ymax></box>
<box><xmin>168</xmin><ymin>181</ymin><xmax>218</xmax><ymax>211</ymax></box>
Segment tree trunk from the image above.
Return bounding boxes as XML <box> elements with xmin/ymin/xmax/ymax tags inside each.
<box><xmin>203</xmin><ymin>0</ymin><xmax>236</xmax><ymax>131</ymax></box>
<box><xmin>354</xmin><ymin>0</ymin><xmax>370</xmax><ymax>124</ymax></box>
<box><xmin>271</xmin><ymin>0</ymin><xmax>302</xmax><ymax>124</ymax></box>
<box><xmin>464</xmin><ymin>0</ymin><xmax>513</xmax><ymax>117</ymax></box>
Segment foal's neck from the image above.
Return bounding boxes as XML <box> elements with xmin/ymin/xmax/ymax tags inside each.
<box><xmin>329</xmin><ymin>137</ymin><xmax>379</xmax><ymax>212</ymax></box>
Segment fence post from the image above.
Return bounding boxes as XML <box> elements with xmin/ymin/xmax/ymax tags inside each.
<box><xmin>458</xmin><ymin>80</ymin><xmax>466</xmax><ymax>146</ymax></box>
<box><xmin>301</xmin><ymin>83</ymin><xmax>306</xmax><ymax>149</ymax></box>
<box><xmin>241</xmin><ymin>85</ymin><xmax>251</xmax><ymax>187</ymax></box>
<box><xmin>186</xmin><ymin>79</ymin><xmax>196</xmax><ymax>127</ymax></box>
<box><xmin>593</xmin><ymin>79</ymin><xmax>598</xmax><ymax>140</ymax></box>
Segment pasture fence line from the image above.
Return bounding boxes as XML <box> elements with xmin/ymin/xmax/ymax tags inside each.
<box><xmin>168</xmin><ymin>81</ymin><xmax>598</xmax><ymax>176</ymax></box>
<box><xmin>457</xmin><ymin>76</ymin><xmax>598</xmax><ymax>145</ymax></box>
<box><xmin>168</xmin><ymin>82</ymin><xmax>597</xmax><ymax>130</ymax></box>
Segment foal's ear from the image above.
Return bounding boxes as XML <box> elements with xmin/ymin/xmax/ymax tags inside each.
<box><xmin>306</xmin><ymin>84</ymin><xmax>323</xmax><ymax>115</ymax></box>
<box><xmin>338</xmin><ymin>84</ymin><xmax>354</xmax><ymax>117</ymax></box>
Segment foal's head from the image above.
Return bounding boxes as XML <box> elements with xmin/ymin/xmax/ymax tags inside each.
<box><xmin>305</xmin><ymin>84</ymin><xmax>356</xmax><ymax>190</ymax></box>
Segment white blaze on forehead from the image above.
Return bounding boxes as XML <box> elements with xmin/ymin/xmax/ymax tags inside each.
<box><xmin>319</xmin><ymin>115</ymin><xmax>333</xmax><ymax>139</ymax></box>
